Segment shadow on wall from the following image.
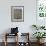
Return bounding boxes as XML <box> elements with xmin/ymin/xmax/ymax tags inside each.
<box><xmin>0</xmin><ymin>28</ymin><xmax>11</xmax><ymax>42</ymax></box>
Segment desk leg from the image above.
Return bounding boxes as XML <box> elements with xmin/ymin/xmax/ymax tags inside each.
<box><xmin>5</xmin><ymin>41</ymin><xmax>7</xmax><ymax>46</ymax></box>
<box><xmin>16</xmin><ymin>34</ymin><xmax>18</xmax><ymax>46</ymax></box>
<box><xmin>15</xmin><ymin>34</ymin><xmax>18</xmax><ymax>46</ymax></box>
<box><xmin>4</xmin><ymin>34</ymin><xmax>7</xmax><ymax>46</ymax></box>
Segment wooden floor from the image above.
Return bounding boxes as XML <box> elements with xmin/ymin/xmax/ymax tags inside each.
<box><xmin>0</xmin><ymin>42</ymin><xmax>46</xmax><ymax>46</ymax></box>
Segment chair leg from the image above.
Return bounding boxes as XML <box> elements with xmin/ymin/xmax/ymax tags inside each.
<box><xmin>4</xmin><ymin>41</ymin><xmax>7</xmax><ymax>46</ymax></box>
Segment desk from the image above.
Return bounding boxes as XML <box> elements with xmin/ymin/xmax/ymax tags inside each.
<box><xmin>4</xmin><ymin>33</ymin><xmax>30</xmax><ymax>46</ymax></box>
<box><xmin>4</xmin><ymin>33</ymin><xmax>18</xmax><ymax>46</ymax></box>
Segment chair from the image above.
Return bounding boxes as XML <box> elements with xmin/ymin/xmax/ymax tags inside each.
<box><xmin>4</xmin><ymin>33</ymin><xmax>18</xmax><ymax>46</ymax></box>
<box><xmin>4</xmin><ymin>27</ymin><xmax>19</xmax><ymax>46</ymax></box>
<box><xmin>18</xmin><ymin>33</ymin><xmax>30</xmax><ymax>46</ymax></box>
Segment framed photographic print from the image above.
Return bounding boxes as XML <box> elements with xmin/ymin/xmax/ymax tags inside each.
<box><xmin>11</xmin><ymin>6</ymin><xmax>24</xmax><ymax>22</ymax></box>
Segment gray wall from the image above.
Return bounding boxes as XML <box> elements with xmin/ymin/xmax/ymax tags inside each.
<box><xmin>0</xmin><ymin>0</ymin><xmax>36</xmax><ymax>42</ymax></box>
